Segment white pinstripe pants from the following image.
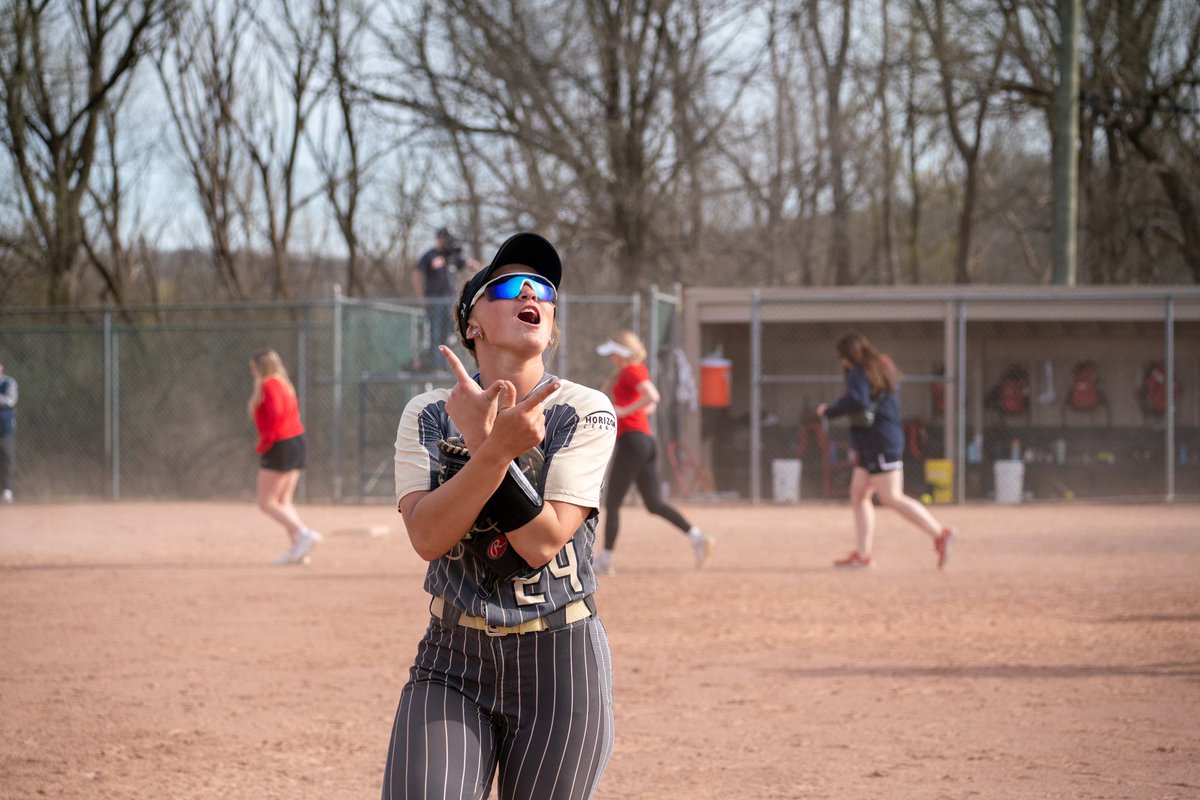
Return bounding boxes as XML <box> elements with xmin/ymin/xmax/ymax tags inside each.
<box><xmin>381</xmin><ymin>615</ymin><xmax>614</xmax><ymax>800</ymax></box>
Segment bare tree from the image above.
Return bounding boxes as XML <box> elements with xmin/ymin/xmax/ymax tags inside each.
<box><xmin>0</xmin><ymin>0</ymin><xmax>178</xmax><ymax>305</ymax></box>
<box><xmin>801</xmin><ymin>0</ymin><xmax>854</xmax><ymax>284</ymax></box>
<box><xmin>0</xmin><ymin>161</ymin><xmax>38</xmax><ymax>302</ymax></box>
<box><xmin>914</xmin><ymin>0</ymin><xmax>1009</xmax><ymax>284</ymax></box>
<box><xmin>874</xmin><ymin>0</ymin><xmax>901</xmax><ymax>283</ymax></box>
<box><xmin>365</xmin><ymin>0</ymin><xmax>756</xmax><ymax>290</ymax></box>
<box><xmin>5</xmin><ymin>0</ymin><xmax>1194</xmax><ymax>310</ymax></box>
<box><xmin>81</xmin><ymin>103</ymin><xmax>133</xmax><ymax>303</ymax></box>
<box><xmin>712</xmin><ymin>1</ymin><xmax>819</xmax><ymax>288</ymax></box>
<box><xmin>901</xmin><ymin>12</ymin><xmax>930</xmax><ymax>284</ymax></box>
<box><xmin>155</xmin><ymin>0</ymin><xmax>255</xmax><ymax>299</ymax></box>
<box><xmin>312</xmin><ymin>0</ymin><xmax>388</xmax><ymax>296</ymax></box>
<box><xmin>399</xmin><ymin>2</ymin><xmax>487</xmax><ymax>262</ymax></box>
<box><xmin>242</xmin><ymin>0</ymin><xmax>327</xmax><ymax>300</ymax></box>
<box><xmin>1087</xmin><ymin>0</ymin><xmax>1200</xmax><ymax>282</ymax></box>
<box><xmin>997</xmin><ymin>0</ymin><xmax>1199</xmax><ymax>283</ymax></box>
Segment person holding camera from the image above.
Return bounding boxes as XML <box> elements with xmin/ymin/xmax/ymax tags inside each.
<box><xmin>412</xmin><ymin>227</ymin><xmax>479</xmax><ymax>369</ymax></box>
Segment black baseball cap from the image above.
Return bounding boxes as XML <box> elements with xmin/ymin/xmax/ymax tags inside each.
<box><xmin>456</xmin><ymin>232</ymin><xmax>562</xmax><ymax>346</ymax></box>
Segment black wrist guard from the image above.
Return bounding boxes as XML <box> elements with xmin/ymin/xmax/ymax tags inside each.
<box><xmin>437</xmin><ymin>437</ymin><xmax>545</xmax><ymax>581</ymax></box>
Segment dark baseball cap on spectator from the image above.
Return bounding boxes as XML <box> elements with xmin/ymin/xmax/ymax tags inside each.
<box><xmin>436</xmin><ymin>226</ymin><xmax>451</xmax><ymax>238</ymax></box>
<box><xmin>455</xmin><ymin>232</ymin><xmax>562</xmax><ymax>347</ymax></box>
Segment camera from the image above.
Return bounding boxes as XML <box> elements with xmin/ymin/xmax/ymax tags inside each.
<box><xmin>438</xmin><ymin>228</ymin><xmax>462</xmax><ymax>256</ymax></box>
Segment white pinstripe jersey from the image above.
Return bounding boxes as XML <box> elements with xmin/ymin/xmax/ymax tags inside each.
<box><xmin>394</xmin><ymin>375</ymin><xmax>617</xmax><ymax>626</ymax></box>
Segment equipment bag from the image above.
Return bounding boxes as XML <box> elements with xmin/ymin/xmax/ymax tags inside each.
<box><xmin>1067</xmin><ymin>361</ymin><xmax>1101</xmax><ymax>411</ymax></box>
<box><xmin>988</xmin><ymin>364</ymin><xmax>1030</xmax><ymax>416</ymax></box>
<box><xmin>1139</xmin><ymin>361</ymin><xmax>1180</xmax><ymax>416</ymax></box>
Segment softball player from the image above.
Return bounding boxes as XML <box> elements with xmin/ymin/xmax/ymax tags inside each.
<box><xmin>594</xmin><ymin>330</ymin><xmax>713</xmax><ymax>575</ymax></box>
<box><xmin>384</xmin><ymin>233</ymin><xmax>618</xmax><ymax>800</ymax></box>
<box><xmin>247</xmin><ymin>349</ymin><xmax>320</xmax><ymax>566</ymax></box>
<box><xmin>817</xmin><ymin>331</ymin><xmax>955</xmax><ymax>569</ymax></box>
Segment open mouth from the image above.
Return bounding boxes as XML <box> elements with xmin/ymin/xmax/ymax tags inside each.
<box><xmin>517</xmin><ymin>307</ymin><xmax>541</xmax><ymax>325</ymax></box>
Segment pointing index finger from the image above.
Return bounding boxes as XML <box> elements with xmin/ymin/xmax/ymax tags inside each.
<box><xmin>519</xmin><ymin>379</ymin><xmax>561</xmax><ymax>410</ymax></box>
<box><xmin>439</xmin><ymin>345</ymin><xmax>474</xmax><ymax>385</ymax></box>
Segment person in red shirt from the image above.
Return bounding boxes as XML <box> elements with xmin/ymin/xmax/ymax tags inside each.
<box><xmin>594</xmin><ymin>330</ymin><xmax>712</xmax><ymax>575</ymax></box>
<box><xmin>248</xmin><ymin>348</ymin><xmax>320</xmax><ymax>565</ymax></box>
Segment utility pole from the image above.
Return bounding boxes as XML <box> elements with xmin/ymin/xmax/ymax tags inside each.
<box><xmin>1052</xmin><ymin>0</ymin><xmax>1081</xmax><ymax>285</ymax></box>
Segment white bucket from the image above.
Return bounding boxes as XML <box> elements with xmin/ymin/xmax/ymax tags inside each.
<box><xmin>994</xmin><ymin>460</ymin><xmax>1025</xmax><ymax>504</ymax></box>
<box><xmin>772</xmin><ymin>459</ymin><xmax>802</xmax><ymax>503</ymax></box>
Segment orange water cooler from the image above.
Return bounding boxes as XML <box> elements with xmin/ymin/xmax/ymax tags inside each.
<box><xmin>700</xmin><ymin>357</ymin><xmax>732</xmax><ymax>408</ymax></box>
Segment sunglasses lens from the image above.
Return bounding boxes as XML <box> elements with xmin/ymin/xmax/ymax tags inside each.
<box><xmin>485</xmin><ymin>275</ymin><xmax>556</xmax><ymax>303</ymax></box>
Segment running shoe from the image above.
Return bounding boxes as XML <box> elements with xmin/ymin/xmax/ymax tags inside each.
<box><xmin>692</xmin><ymin>532</ymin><xmax>715</xmax><ymax>569</ymax></box>
<box><xmin>935</xmin><ymin>527</ymin><xmax>956</xmax><ymax>570</ymax></box>
<box><xmin>276</xmin><ymin>528</ymin><xmax>322</xmax><ymax>566</ymax></box>
<box><xmin>833</xmin><ymin>551</ymin><xmax>874</xmax><ymax>569</ymax></box>
<box><xmin>593</xmin><ymin>549</ymin><xmax>615</xmax><ymax>576</ymax></box>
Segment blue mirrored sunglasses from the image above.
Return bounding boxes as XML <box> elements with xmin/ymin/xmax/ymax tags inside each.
<box><xmin>470</xmin><ymin>273</ymin><xmax>557</xmax><ymax>308</ymax></box>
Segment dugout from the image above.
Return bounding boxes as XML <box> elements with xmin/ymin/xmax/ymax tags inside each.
<box><xmin>679</xmin><ymin>286</ymin><xmax>1200</xmax><ymax>503</ymax></box>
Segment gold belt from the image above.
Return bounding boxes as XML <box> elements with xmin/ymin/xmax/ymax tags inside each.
<box><xmin>430</xmin><ymin>596</ymin><xmax>593</xmax><ymax>636</ymax></box>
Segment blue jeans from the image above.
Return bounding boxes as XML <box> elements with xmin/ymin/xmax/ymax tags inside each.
<box><xmin>426</xmin><ymin>296</ymin><xmax>453</xmax><ymax>365</ymax></box>
<box><xmin>0</xmin><ymin>433</ymin><xmax>13</xmax><ymax>492</ymax></box>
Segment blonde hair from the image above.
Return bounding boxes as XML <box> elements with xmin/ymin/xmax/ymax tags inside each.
<box><xmin>603</xmin><ymin>330</ymin><xmax>648</xmax><ymax>391</ymax></box>
<box><xmin>611</xmin><ymin>330</ymin><xmax>647</xmax><ymax>363</ymax></box>
<box><xmin>247</xmin><ymin>348</ymin><xmax>296</xmax><ymax>418</ymax></box>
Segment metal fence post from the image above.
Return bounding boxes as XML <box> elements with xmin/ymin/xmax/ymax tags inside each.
<box><xmin>648</xmin><ymin>285</ymin><xmax>660</xmax><ymax>386</ymax></box>
<box><xmin>332</xmin><ymin>285</ymin><xmax>344</xmax><ymax>503</ymax></box>
<box><xmin>298</xmin><ymin>304</ymin><xmax>309</xmax><ymax>503</ymax></box>
<box><xmin>956</xmin><ymin>300</ymin><xmax>967</xmax><ymax>505</ymax></box>
<box><xmin>555</xmin><ymin>295</ymin><xmax>569</xmax><ymax>378</ymax></box>
<box><xmin>104</xmin><ymin>310</ymin><xmax>116</xmax><ymax>500</ymax></box>
<box><xmin>358</xmin><ymin>373</ymin><xmax>367</xmax><ymax>502</ymax></box>
<box><xmin>112</xmin><ymin>325</ymin><xmax>121</xmax><ymax>501</ymax></box>
<box><xmin>1166</xmin><ymin>295</ymin><xmax>1176</xmax><ymax>502</ymax></box>
<box><xmin>750</xmin><ymin>289</ymin><xmax>762</xmax><ymax>503</ymax></box>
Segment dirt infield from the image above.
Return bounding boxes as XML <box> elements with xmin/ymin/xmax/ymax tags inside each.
<box><xmin>2</xmin><ymin>500</ymin><xmax>1198</xmax><ymax>799</ymax></box>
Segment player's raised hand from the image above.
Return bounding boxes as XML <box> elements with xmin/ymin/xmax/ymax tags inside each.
<box><xmin>440</xmin><ymin>345</ymin><xmax>504</xmax><ymax>450</ymax></box>
<box><xmin>488</xmin><ymin>378</ymin><xmax>560</xmax><ymax>459</ymax></box>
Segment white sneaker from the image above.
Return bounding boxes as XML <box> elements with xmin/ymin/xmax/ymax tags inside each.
<box><xmin>274</xmin><ymin>544</ymin><xmax>300</xmax><ymax>566</ymax></box>
<box><xmin>1</xmin><ymin>489</ymin><xmax>11</xmax><ymax>504</ymax></box>
<box><xmin>276</xmin><ymin>528</ymin><xmax>322</xmax><ymax>566</ymax></box>
<box><xmin>294</xmin><ymin>528</ymin><xmax>321</xmax><ymax>560</ymax></box>
<box><xmin>691</xmin><ymin>532</ymin><xmax>714</xmax><ymax>569</ymax></box>
<box><xmin>593</xmin><ymin>549</ymin><xmax>615</xmax><ymax>576</ymax></box>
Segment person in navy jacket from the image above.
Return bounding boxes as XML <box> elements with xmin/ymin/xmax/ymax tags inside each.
<box><xmin>817</xmin><ymin>332</ymin><xmax>955</xmax><ymax>570</ymax></box>
<box><xmin>0</xmin><ymin>359</ymin><xmax>17</xmax><ymax>503</ymax></box>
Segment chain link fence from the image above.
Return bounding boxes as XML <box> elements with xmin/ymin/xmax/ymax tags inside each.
<box><xmin>0</xmin><ymin>287</ymin><xmax>680</xmax><ymax>504</ymax></box>
<box><xmin>6</xmin><ymin>286</ymin><xmax>1194</xmax><ymax>506</ymax></box>
<box><xmin>690</xmin><ymin>288</ymin><xmax>1199</xmax><ymax>504</ymax></box>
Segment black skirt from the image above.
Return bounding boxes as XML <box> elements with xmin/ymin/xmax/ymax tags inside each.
<box><xmin>259</xmin><ymin>435</ymin><xmax>306</xmax><ymax>472</ymax></box>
